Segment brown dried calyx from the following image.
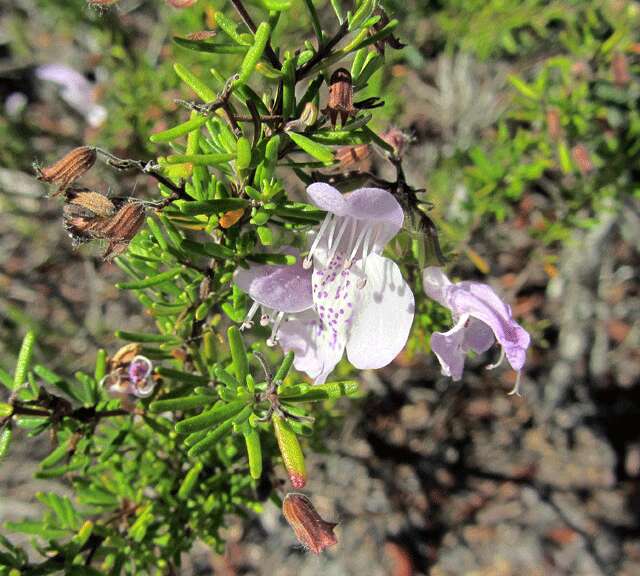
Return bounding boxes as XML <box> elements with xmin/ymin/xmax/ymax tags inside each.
<box><xmin>282</xmin><ymin>493</ymin><xmax>338</xmax><ymax>555</ymax></box>
<box><xmin>35</xmin><ymin>146</ymin><xmax>97</xmax><ymax>196</ymax></box>
<box><xmin>64</xmin><ymin>192</ymin><xmax>145</xmax><ymax>260</ymax></box>
<box><xmin>323</xmin><ymin>68</ymin><xmax>356</xmax><ymax>128</ymax></box>
<box><xmin>370</xmin><ymin>8</ymin><xmax>405</xmax><ymax>54</ymax></box>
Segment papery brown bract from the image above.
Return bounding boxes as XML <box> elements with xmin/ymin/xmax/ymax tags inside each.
<box><xmin>35</xmin><ymin>146</ymin><xmax>97</xmax><ymax>196</ymax></box>
<box><xmin>282</xmin><ymin>493</ymin><xmax>338</xmax><ymax>555</ymax></box>
<box><xmin>323</xmin><ymin>68</ymin><xmax>355</xmax><ymax>128</ymax></box>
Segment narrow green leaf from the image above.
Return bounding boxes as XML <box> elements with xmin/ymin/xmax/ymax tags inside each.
<box><xmin>177</xmin><ymin>198</ymin><xmax>249</xmax><ymax>215</ymax></box>
<box><xmin>287</xmin><ymin>132</ymin><xmax>334</xmax><ymax>164</ymax></box>
<box><xmin>155</xmin><ymin>367</ymin><xmax>210</xmax><ymax>385</ymax></box>
<box><xmin>242</xmin><ymin>423</ymin><xmax>262</xmax><ymax>480</ymax></box>
<box><xmin>0</xmin><ymin>425</ymin><xmax>12</xmax><ymax>462</ymax></box>
<box><xmin>274</xmin><ymin>352</ymin><xmax>295</xmax><ymax>383</ymax></box>
<box><xmin>13</xmin><ymin>331</ymin><xmax>36</xmax><ymax>390</ymax></box>
<box><xmin>280</xmin><ymin>380</ymin><xmax>359</xmax><ymax>401</ymax></box>
<box><xmin>236</xmin><ymin>22</ymin><xmax>272</xmax><ymax>86</ymax></box>
<box><xmin>115</xmin><ymin>331</ymin><xmax>181</xmax><ymax>344</ymax></box>
<box><xmin>174</xmin><ymin>63</ymin><xmax>217</xmax><ymax>102</ymax></box>
<box><xmin>214</xmin><ymin>12</ymin><xmax>252</xmax><ymax>46</ymax></box>
<box><xmin>165</xmin><ymin>153</ymin><xmax>235</xmax><ymax>165</ymax></box>
<box><xmin>508</xmin><ymin>74</ymin><xmax>540</xmax><ymax>100</ymax></box>
<box><xmin>149</xmin><ymin>395</ymin><xmax>215</xmax><ymax>413</ymax></box>
<box><xmin>173</xmin><ymin>37</ymin><xmax>247</xmax><ymax>54</ymax></box>
<box><xmin>178</xmin><ymin>462</ymin><xmax>203</xmax><ymax>498</ymax></box>
<box><xmin>150</xmin><ymin>115</ymin><xmax>208</xmax><ymax>143</ymax></box>
<box><xmin>175</xmin><ymin>399</ymin><xmax>247</xmax><ymax>434</ymax></box>
<box><xmin>236</xmin><ymin>137</ymin><xmax>252</xmax><ymax>170</ymax></box>
<box><xmin>227</xmin><ymin>326</ymin><xmax>249</xmax><ymax>388</ymax></box>
<box><xmin>186</xmin><ymin>406</ymin><xmax>251</xmax><ymax>457</ymax></box>
<box><xmin>94</xmin><ymin>349</ymin><xmax>107</xmax><ymax>383</ymax></box>
<box><xmin>116</xmin><ymin>267</ymin><xmax>183</xmax><ymax>290</ymax></box>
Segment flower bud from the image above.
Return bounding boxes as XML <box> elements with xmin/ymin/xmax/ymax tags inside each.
<box><xmin>300</xmin><ymin>102</ymin><xmax>318</xmax><ymax>128</ymax></box>
<box><xmin>282</xmin><ymin>493</ymin><xmax>338</xmax><ymax>555</ymax></box>
<box><xmin>35</xmin><ymin>146</ymin><xmax>97</xmax><ymax>195</ymax></box>
<box><xmin>272</xmin><ymin>414</ymin><xmax>306</xmax><ymax>489</ymax></box>
<box><xmin>323</xmin><ymin>68</ymin><xmax>355</xmax><ymax>128</ymax></box>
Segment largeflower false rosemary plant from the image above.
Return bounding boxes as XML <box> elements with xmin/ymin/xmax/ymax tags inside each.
<box><xmin>0</xmin><ymin>0</ymin><xmax>533</xmax><ymax>571</ymax></box>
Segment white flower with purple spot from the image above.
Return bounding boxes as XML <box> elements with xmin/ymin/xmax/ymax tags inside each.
<box><xmin>423</xmin><ymin>267</ymin><xmax>531</xmax><ymax>395</ymax></box>
<box><xmin>236</xmin><ymin>183</ymin><xmax>415</xmax><ymax>384</ymax></box>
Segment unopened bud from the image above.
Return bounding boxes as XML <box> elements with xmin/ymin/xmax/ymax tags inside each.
<box><xmin>546</xmin><ymin>108</ymin><xmax>562</xmax><ymax>141</ymax></box>
<box><xmin>571</xmin><ymin>144</ymin><xmax>593</xmax><ymax>175</ymax></box>
<box><xmin>35</xmin><ymin>146</ymin><xmax>97</xmax><ymax>196</ymax></box>
<box><xmin>612</xmin><ymin>52</ymin><xmax>631</xmax><ymax>87</ymax></box>
<box><xmin>323</xmin><ymin>68</ymin><xmax>355</xmax><ymax>128</ymax></box>
<box><xmin>272</xmin><ymin>414</ymin><xmax>306</xmax><ymax>489</ymax></box>
<box><xmin>300</xmin><ymin>102</ymin><xmax>318</xmax><ymax>127</ymax></box>
<box><xmin>282</xmin><ymin>493</ymin><xmax>338</xmax><ymax>555</ymax></box>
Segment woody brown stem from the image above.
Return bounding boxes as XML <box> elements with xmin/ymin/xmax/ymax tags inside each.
<box><xmin>230</xmin><ymin>0</ymin><xmax>281</xmax><ymax>69</ymax></box>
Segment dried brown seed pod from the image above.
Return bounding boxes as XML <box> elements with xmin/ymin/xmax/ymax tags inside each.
<box><xmin>64</xmin><ymin>200</ymin><xmax>145</xmax><ymax>260</ymax></box>
<box><xmin>66</xmin><ymin>189</ymin><xmax>116</xmax><ymax>218</ymax></box>
<box><xmin>323</xmin><ymin>68</ymin><xmax>355</xmax><ymax>128</ymax></box>
<box><xmin>282</xmin><ymin>493</ymin><xmax>338</xmax><ymax>555</ymax></box>
<box><xmin>35</xmin><ymin>146</ymin><xmax>97</xmax><ymax>195</ymax></box>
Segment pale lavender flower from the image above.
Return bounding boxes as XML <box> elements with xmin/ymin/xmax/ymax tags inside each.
<box><xmin>236</xmin><ymin>183</ymin><xmax>415</xmax><ymax>384</ymax></box>
<box><xmin>234</xmin><ymin>249</ymin><xmax>314</xmax><ymax>346</ymax></box>
<box><xmin>35</xmin><ymin>64</ymin><xmax>107</xmax><ymax>127</ymax></box>
<box><xmin>102</xmin><ymin>355</ymin><xmax>155</xmax><ymax>399</ymax></box>
<box><xmin>423</xmin><ymin>267</ymin><xmax>531</xmax><ymax>395</ymax></box>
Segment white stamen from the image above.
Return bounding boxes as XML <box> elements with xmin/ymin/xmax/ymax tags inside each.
<box><xmin>266</xmin><ymin>311</ymin><xmax>285</xmax><ymax>347</ymax></box>
<box><xmin>345</xmin><ymin>223</ymin><xmax>370</xmax><ymax>268</ymax></box>
<box><xmin>260</xmin><ymin>312</ymin><xmax>270</xmax><ymax>326</ymax></box>
<box><xmin>304</xmin><ymin>213</ymin><xmax>333</xmax><ymax>268</ymax></box>
<box><xmin>486</xmin><ymin>348</ymin><xmax>506</xmax><ymax>370</ymax></box>
<box><xmin>325</xmin><ymin>215</ymin><xmax>338</xmax><ymax>250</ymax></box>
<box><xmin>134</xmin><ymin>379</ymin><xmax>156</xmax><ymax>398</ymax></box>
<box><xmin>326</xmin><ymin>217</ymin><xmax>350</xmax><ymax>264</ymax></box>
<box><xmin>241</xmin><ymin>301</ymin><xmax>260</xmax><ymax>330</ymax></box>
<box><xmin>507</xmin><ymin>371</ymin><xmax>522</xmax><ymax>397</ymax></box>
